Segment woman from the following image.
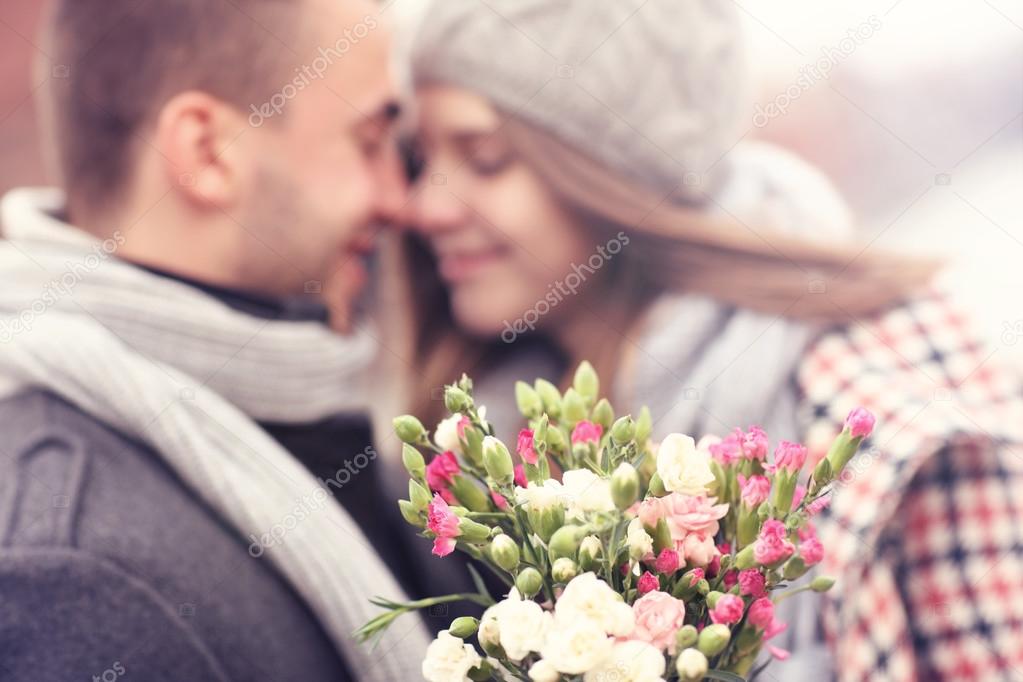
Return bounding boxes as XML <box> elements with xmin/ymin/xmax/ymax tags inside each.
<box><xmin>381</xmin><ymin>1</ymin><xmax>1023</xmax><ymax>679</ymax></box>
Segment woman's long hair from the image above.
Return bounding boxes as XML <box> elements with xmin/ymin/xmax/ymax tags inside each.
<box><xmin>377</xmin><ymin>115</ymin><xmax>940</xmax><ymax>429</ymax></box>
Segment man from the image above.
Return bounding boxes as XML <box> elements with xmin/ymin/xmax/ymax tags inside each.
<box><xmin>0</xmin><ymin>1</ymin><xmax>429</xmax><ymax>679</ymax></box>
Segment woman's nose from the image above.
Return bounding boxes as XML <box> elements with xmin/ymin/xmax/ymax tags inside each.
<box><xmin>409</xmin><ymin>173</ymin><xmax>470</xmax><ymax>235</ymax></box>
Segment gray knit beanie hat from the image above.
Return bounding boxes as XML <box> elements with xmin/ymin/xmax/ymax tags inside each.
<box><xmin>411</xmin><ymin>0</ymin><xmax>749</xmax><ymax>202</ymax></box>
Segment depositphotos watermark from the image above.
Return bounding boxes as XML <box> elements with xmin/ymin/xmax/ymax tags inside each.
<box><xmin>249</xmin><ymin>14</ymin><xmax>379</xmax><ymax>127</ymax></box>
<box><xmin>0</xmin><ymin>231</ymin><xmax>125</xmax><ymax>345</ymax></box>
<box><xmin>501</xmin><ymin>231</ymin><xmax>631</xmax><ymax>343</ymax></box>
<box><xmin>752</xmin><ymin>15</ymin><xmax>882</xmax><ymax>128</ymax></box>
<box><xmin>247</xmin><ymin>446</ymin><xmax>378</xmax><ymax>558</ymax></box>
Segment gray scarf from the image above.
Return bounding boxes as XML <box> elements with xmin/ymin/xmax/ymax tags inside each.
<box><xmin>0</xmin><ymin>187</ymin><xmax>430</xmax><ymax>680</ymax></box>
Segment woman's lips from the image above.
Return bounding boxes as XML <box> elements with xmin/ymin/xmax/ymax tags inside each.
<box><xmin>437</xmin><ymin>247</ymin><xmax>508</xmax><ymax>283</ymax></box>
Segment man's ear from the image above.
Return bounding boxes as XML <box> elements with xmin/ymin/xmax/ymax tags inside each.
<box><xmin>154</xmin><ymin>91</ymin><xmax>249</xmax><ymax>209</ymax></box>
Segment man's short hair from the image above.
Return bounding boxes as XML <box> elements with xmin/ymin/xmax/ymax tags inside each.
<box><xmin>45</xmin><ymin>0</ymin><xmax>302</xmax><ymax>215</ymax></box>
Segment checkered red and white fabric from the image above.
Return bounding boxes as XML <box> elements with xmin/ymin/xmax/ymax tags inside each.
<box><xmin>796</xmin><ymin>289</ymin><xmax>1023</xmax><ymax>681</ymax></box>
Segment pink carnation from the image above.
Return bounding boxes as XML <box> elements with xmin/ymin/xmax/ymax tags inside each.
<box><xmin>746</xmin><ymin>597</ymin><xmax>775</xmax><ymax>629</ymax></box>
<box><xmin>709</xmin><ymin>594</ymin><xmax>745</xmax><ymax>625</ymax></box>
<box><xmin>738</xmin><ymin>474</ymin><xmax>771</xmax><ymax>508</ymax></box>
<box><xmin>798</xmin><ymin>526</ymin><xmax>824</xmax><ymax>566</ymax></box>
<box><xmin>773</xmin><ymin>441</ymin><xmax>808</xmax><ymax>473</ymax></box>
<box><xmin>516</xmin><ymin>428</ymin><xmax>538</xmax><ymax>464</ymax></box>
<box><xmin>654</xmin><ymin>548</ymin><xmax>680</xmax><ymax>574</ymax></box>
<box><xmin>748</xmin><ymin>597</ymin><xmax>788</xmax><ymax>640</ymax></box>
<box><xmin>686</xmin><ymin>568</ymin><xmax>705</xmax><ymax>586</ymax></box>
<box><xmin>753</xmin><ymin>519</ymin><xmax>795</xmax><ymax>566</ymax></box>
<box><xmin>740</xmin><ymin>426</ymin><xmax>769</xmax><ymax>461</ymax></box>
<box><xmin>631</xmin><ymin>591</ymin><xmax>687</xmax><ymax>652</ymax></box>
<box><xmin>845</xmin><ymin>407</ymin><xmax>875</xmax><ymax>439</ymax></box>
<box><xmin>644</xmin><ymin>493</ymin><xmax>729</xmax><ymax>567</ymax></box>
<box><xmin>427</xmin><ymin>495</ymin><xmax>461</xmax><ymax>557</ymax></box>
<box><xmin>571</xmin><ymin>420</ymin><xmax>603</xmax><ymax>445</ymax></box>
<box><xmin>491</xmin><ymin>491</ymin><xmax>510</xmax><ymax>511</ymax></box>
<box><xmin>637</xmin><ymin>571</ymin><xmax>660</xmax><ymax>595</ymax></box>
<box><xmin>738</xmin><ymin>569</ymin><xmax>767</xmax><ymax>598</ymax></box>
<box><xmin>425</xmin><ymin>451</ymin><xmax>461</xmax><ymax>492</ymax></box>
<box><xmin>708</xmin><ymin>431</ymin><xmax>742</xmax><ymax>466</ymax></box>
<box><xmin>513</xmin><ymin>464</ymin><xmax>528</xmax><ymax>488</ymax></box>
<box><xmin>721</xmin><ymin>570</ymin><xmax>738</xmax><ymax>590</ymax></box>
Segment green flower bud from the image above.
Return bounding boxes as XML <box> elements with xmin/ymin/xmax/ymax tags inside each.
<box><xmin>516</xmin><ymin>567</ymin><xmax>543</xmax><ymax>598</ymax></box>
<box><xmin>448</xmin><ymin>616</ymin><xmax>479</xmax><ymax>639</ymax></box>
<box><xmin>635</xmin><ymin>406</ymin><xmax>652</xmax><ymax>446</ymax></box>
<box><xmin>611</xmin><ymin>462</ymin><xmax>640</xmax><ymax>510</ymax></box>
<box><xmin>490</xmin><ymin>534</ymin><xmax>520</xmax><ymax>572</ymax></box>
<box><xmin>462</xmin><ymin>426</ymin><xmax>485</xmax><ymax>467</ymax></box>
<box><xmin>573</xmin><ymin>361</ymin><xmax>599</xmax><ymax>404</ymax></box>
<box><xmin>450</xmin><ymin>476</ymin><xmax>490</xmax><ymax>513</ymax></box>
<box><xmin>647</xmin><ymin>472</ymin><xmax>667</xmax><ymax>497</ymax></box>
<box><xmin>393</xmin><ymin>415</ymin><xmax>426</xmax><ymax>444</ymax></box>
<box><xmin>610</xmin><ymin>416</ymin><xmax>636</xmax><ymax>445</ymax></box>
<box><xmin>534</xmin><ymin>379</ymin><xmax>562</xmax><ymax>418</ymax></box>
<box><xmin>592</xmin><ymin>398</ymin><xmax>614</xmax><ymax>430</ymax></box>
<box><xmin>398</xmin><ymin>500</ymin><xmax>422</xmax><ymax>527</ymax></box>
<box><xmin>402</xmin><ymin>444</ymin><xmax>426</xmax><ymax>480</ymax></box>
<box><xmin>444</xmin><ymin>386</ymin><xmax>472</xmax><ymax>413</ymax></box>
<box><xmin>548</xmin><ymin>525</ymin><xmax>585</xmax><ymax>562</ymax></box>
<box><xmin>735</xmin><ymin>544</ymin><xmax>756</xmax><ymax>570</ymax></box>
<box><xmin>409</xmin><ymin>479</ymin><xmax>432</xmax><ymax>511</ymax></box>
<box><xmin>527</xmin><ymin>504</ymin><xmax>566</xmax><ymax>544</ymax></box>
<box><xmin>811</xmin><ymin>575</ymin><xmax>836</xmax><ymax>592</ymax></box>
<box><xmin>458</xmin><ymin>518</ymin><xmax>492</xmax><ymax>544</ymax></box>
<box><xmin>783</xmin><ymin>556</ymin><xmax>809</xmax><ymax>581</ymax></box>
<box><xmin>696</xmin><ymin>579</ymin><xmax>710</xmax><ymax>596</ymax></box>
<box><xmin>811</xmin><ymin>457</ymin><xmax>833</xmax><ymax>493</ymax></box>
<box><xmin>706</xmin><ymin>590</ymin><xmax>724</xmax><ymax>608</ymax></box>
<box><xmin>482</xmin><ymin>436</ymin><xmax>514</xmax><ymax>486</ymax></box>
<box><xmin>697</xmin><ymin>624</ymin><xmax>731</xmax><ymax>657</ymax></box>
<box><xmin>545</xmin><ymin>425</ymin><xmax>567</xmax><ymax>453</ymax></box>
<box><xmin>515</xmin><ymin>381</ymin><xmax>543</xmax><ymax>419</ymax></box>
<box><xmin>561</xmin><ymin>388</ymin><xmax>587</xmax><ymax>425</ymax></box>
<box><xmin>467</xmin><ymin>661</ymin><xmax>493</xmax><ymax>682</ymax></box>
<box><xmin>675</xmin><ymin>625</ymin><xmax>698</xmax><ymax>650</ymax></box>
<box><xmin>652</xmin><ymin>517</ymin><xmax>672</xmax><ymax>554</ymax></box>
<box><xmin>552</xmin><ymin>557</ymin><xmax>578</xmax><ymax>583</ymax></box>
<box><xmin>579</xmin><ymin>535</ymin><xmax>603</xmax><ymax>571</ymax></box>
<box><xmin>676</xmin><ymin>648</ymin><xmax>709</xmax><ymax>682</ymax></box>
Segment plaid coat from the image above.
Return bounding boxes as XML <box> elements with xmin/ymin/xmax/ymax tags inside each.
<box><xmin>796</xmin><ymin>289</ymin><xmax>1023</xmax><ymax>681</ymax></box>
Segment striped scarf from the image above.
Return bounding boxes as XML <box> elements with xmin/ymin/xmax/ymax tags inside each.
<box><xmin>0</xmin><ymin>187</ymin><xmax>430</xmax><ymax>680</ymax></box>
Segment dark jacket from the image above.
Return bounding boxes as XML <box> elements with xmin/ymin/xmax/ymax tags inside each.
<box><xmin>0</xmin><ymin>389</ymin><xmax>350</xmax><ymax>681</ymax></box>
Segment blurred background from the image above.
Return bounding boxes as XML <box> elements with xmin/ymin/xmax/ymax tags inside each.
<box><xmin>2</xmin><ymin>0</ymin><xmax>1021</xmax><ymax>365</ymax></box>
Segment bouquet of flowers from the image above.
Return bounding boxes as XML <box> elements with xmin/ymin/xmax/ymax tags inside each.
<box><xmin>357</xmin><ymin>362</ymin><xmax>875</xmax><ymax>681</ymax></box>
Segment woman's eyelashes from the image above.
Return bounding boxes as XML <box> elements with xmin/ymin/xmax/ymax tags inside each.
<box><xmin>467</xmin><ymin>151</ymin><xmax>512</xmax><ymax>176</ymax></box>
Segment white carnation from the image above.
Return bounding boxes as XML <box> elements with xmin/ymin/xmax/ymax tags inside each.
<box><xmin>583</xmin><ymin>640</ymin><xmax>666</xmax><ymax>682</ymax></box>
<box><xmin>560</xmin><ymin>469</ymin><xmax>615</xmax><ymax>519</ymax></box>
<box><xmin>528</xmin><ymin>658</ymin><xmax>561</xmax><ymax>682</ymax></box>
<box><xmin>435</xmin><ymin>414</ymin><xmax>464</xmax><ymax>453</ymax></box>
<box><xmin>555</xmin><ymin>572</ymin><xmax>634</xmax><ymax>637</ymax></box>
<box><xmin>422</xmin><ymin>630</ymin><xmax>483</xmax><ymax>682</ymax></box>
<box><xmin>540</xmin><ymin>618</ymin><xmax>611</xmax><ymax>674</ymax></box>
<box><xmin>485</xmin><ymin>590</ymin><xmax>552</xmax><ymax>661</ymax></box>
<box><xmin>656</xmin><ymin>433</ymin><xmax>715</xmax><ymax>496</ymax></box>
<box><xmin>514</xmin><ymin>479</ymin><xmax>564</xmax><ymax>512</ymax></box>
<box><xmin>627</xmin><ymin>517</ymin><xmax>654</xmax><ymax>561</ymax></box>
